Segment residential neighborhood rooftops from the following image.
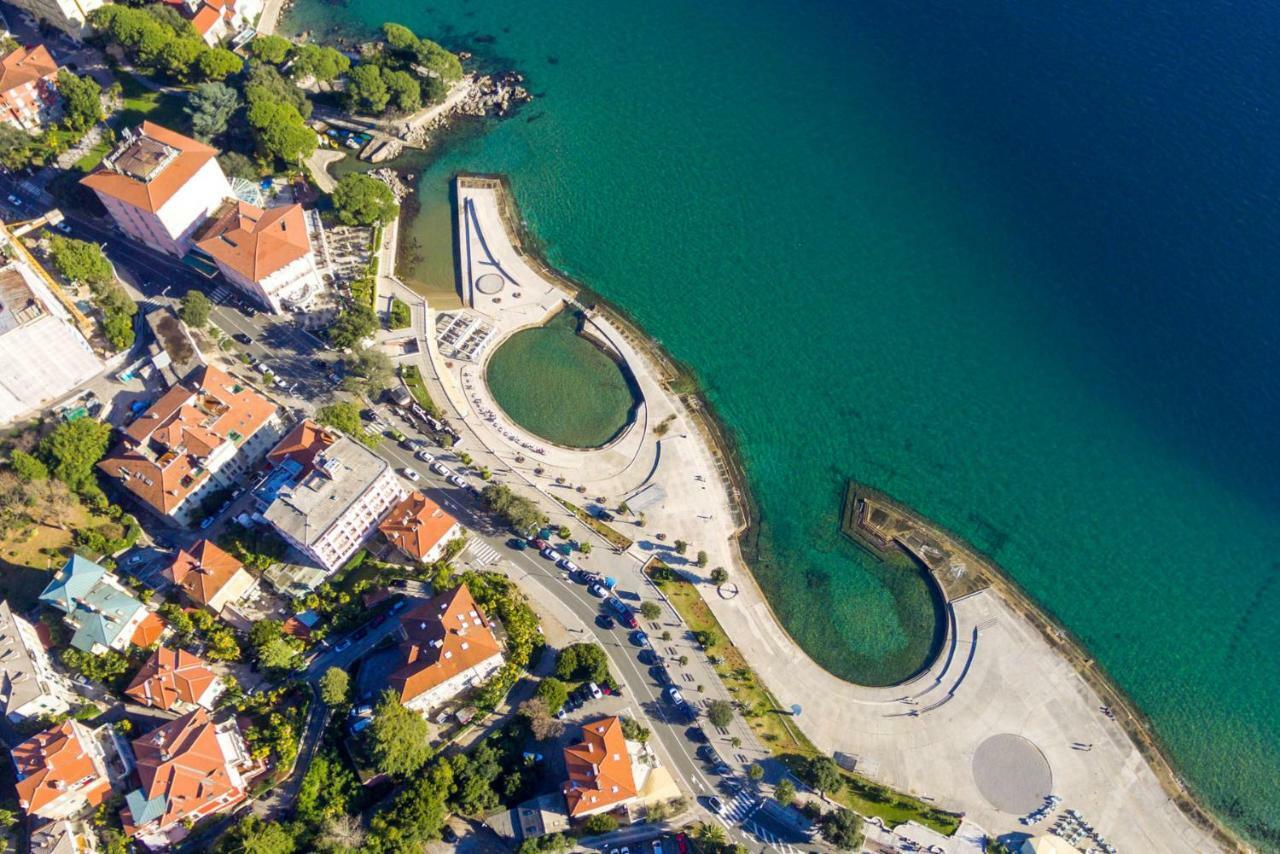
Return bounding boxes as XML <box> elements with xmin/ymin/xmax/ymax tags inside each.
<box><xmin>390</xmin><ymin>583</ymin><xmax>503</xmax><ymax>704</ymax></box>
<box><xmin>166</xmin><ymin>539</ymin><xmax>245</xmax><ymax>607</ymax></box>
<box><xmin>261</xmin><ymin>421</ymin><xmax>391</xmax><ymax>548</ymax></box>
<box><xmin>81</xmin><ymin>122</ymin><xmax>219</xmax><ymax>213</ymax></box>
<box><xmin>196</xmin><ymin>200</ymin><xmax>311</xmax><ymax>284</ymax></box>
<box><xmin>38</xmin><ymin>555</ymin><xmax>151</xmax><ymax>652</ymax></box>
<box><xmin>0</xmin><ymin>44</ymin><xmax>58</xmax><ymax>95</ymax></box>
<box><xmin>562</xmin><ymin>716</ymin><xmax>638</xmax><ymax>817</ymax></box>
<box><xmin>379</xmin><ymin>491</ymin><xmax>459</xmax><ymax>562</ymax></box>
<box><xmin>125</xmin><ymin>646</ymin><xmax>219</xmax><ymax>711</ymax></box>
<box><xmin>12</xmin><ymin>721</ymin><xmax>108</xmax><ymax>816</ymax></box>
<box><xmin>0</xmin><ymin>600</ymin><xmax>61</xmax><ymax>720</ymax></box>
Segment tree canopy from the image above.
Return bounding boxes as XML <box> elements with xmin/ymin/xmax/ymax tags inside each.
<box><xmin>319</xmin><ymin>666</ymin><xmax>349</xmax><ymax>706</ymax></box>
<box><xmin>198</xmin><ymin>47</ymin><xmax>242</xmax><ymax>81</ymax></box>
<box><xmin>185</xmin><ymin>82</ymin><xmax>240</xmax><ymax>141</ymax></box>
<box><xmin>48</xmin><ymin>235</ymin><xmax>112</xmax><ymax>286</ymax></box>
<box><xmin>345</xmin><ymin>63</ymin><xmax>390</xmax><ymax>114</ymax></box>
<box><xmin>341</xmin><ymin>347</ymin><xmax>394</xmax><ymax>397</ymax></box>
<box><xmin>214</xmin><ymin>814</ymin><xmax>296</xmax><ymax>854</ymax></box>
<box><xmin>180</xmin><ymin>289</ymin><xmax>211</xmax><ymax>327</ymax></box>
<box><xmin>39</xmin><ymin>419</ymin><xmax>111</xmax><ymax>494</ymax></box>
<box><xmin>316</xmin><ymin>401</ymin><xmax>376</xmax><ymax>447</ymax></box>
<box><xmin>246</xmin><ymin>98</ymin><xmax>316</xmax><ymax>164</ymax></box>
<box><xmin>535</xmin><ymin>676</ymin><xmax>568</xmax><ymax>712</ymax></box>
<box><xmin>820</xmin><ymin>807</ymin><xmax>864</xmax><ymax>851</ymax></box>
<box><xmin>332</xmin><ymin>173</ymin><xmax>399</xmax><ymax>226</ymax></box>
<box><xmin>57</xmin><ymin>70</ymin><xmax>102</xmax><ymax>134</ymax></box>
<box><xmin>327</xmin><ymin>301</ymin><xmax>379</xmax><ymax>349</ymax></box>
<box><xmin>369</xmin><ymin>689</ymin><xmax>432</xmax><ymax>778</ymax></box>
<box><xmin>249</xmin><ymin>34</ymin><xmax>292</xmax><ymax>65</ymax></box>
<box><xmin>554</xmin><ymin>643</ymin><xmax>611</xmax><ymax>684</ymax></box>
<box><xmin>291</xmin><ymin>44</ymin><xmax>350</xmax><ymax>82</ymax></box>
<box><xmin>706</xmin><ymin>699</ymin><xmax>734</xmax><ymax>728</ymax></box>
<box><xmin>480</xmin><ymin>483</ymin><xmax>547</xmax><ymax>533</ymax></box>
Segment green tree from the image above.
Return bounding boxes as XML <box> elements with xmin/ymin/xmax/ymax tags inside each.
<box><xmin>0</xmin><ymin>124</ymin><xmax>34</xmax><ymax>170</ymax></box>
<box><xmin>774</xmin><ymin>778</ymin><xmax>796</xmax><ymax>807</ymax></box>
<box><xmin>316</xmin><ymin>401</ymin><xmax>377</xmax><ymax>447</ymax></box>
<box><xmin>248</xmin><ymin>618</ymin><xmax>283</xmax><ymax>651</ymax></box>
<box><xmin>332</xmin><ymin>172</ymin><xmax>399</xmax><ymax>226</ymax></box>
<box><xmin>48</xmin><ymin>235</ymin><xmax>113</xmax><ymax>286</ymax></box>
<box><xmin>0</xmin><ymin>807</ymin><xmax>16</xmax><ymax>830</ymax></box>
<box><xmin>517</xmin><ymin>834</ymin><xmax>572</xmax><ymax>854</ymax></box>
<box><xmin>383</xmin><ymin>69</ymin><xmax>421</xmax><ymax>113</ymax></box>
<box><xmin>294</xmin><ymin>751</ymin><xmax>357</xmax><ymax>824</ymax></box>
<box><xmin>341</xmin><ymin>346</ymin><xmax>394</xmax><ymax>397</ymax></box>
<box><xmin>367</xmin><ymin>760</ymin><xmax>453</xmax><ymax>850</ymax></box>
<box><xmin>257</xmin><ymin>636</ymin><xmax>301</xmax><ymax>672</ymax></box>
<box><xmin>249</xmin><ymin>34</ymin><xmax>292</xmax><ymax>64</ymax></box>
<box><xmin>161</xmin><ymin>37</ymin><xmax>206</xmax><ymax>82</ymax></box>
<box><xmin>748</xmin><ymin>763</ymin><xmax>765</xmax><ymax>780</ymax></box>
<box><xmin>185</xmin><ymin>82</ymin><xmax>240</xmax><ymax>141</ymax></box>
<box><xmin>674</xmin><ymin>539</ymin><xmax>688</xmax><ymax>555</ymax></box>
<box><xmin>820</xmin><ymin>808</ymin><xmax>864</xmax><ymax>851</ymax></box>
<box><xmin>291</xmin><ymin>44</ymin><xmax>349</xmax><ymax>82</ymax></box>
<box><xmin>805</xmin><ymin>755</ymin><xmax>844</xmax><ymax>796</ymax></box>
<box><xmin>57</xmin><ymin>70</ymin><xmax>103</xmax><ymax>134</ymax></box>
<box><xmin>218</xmin><ymin>151</ymin><xmax>258</xmax><ymax>181</ymax></box>
<box><xmin>246</xmin><ymin>99</ymin><xmax>315</xmax><ymax>164</ymax></box>
<box><xmin>198</xmin><ymin>47</ymin><xmax>243</xmax><ymax>81</ymax></box>
<box><xmin>345</xmin><ymin>63</ymin><xmax>389</xmax><ymax>114</ymax></box>
<box><xmin>696</xmin><ymin>550</ymin><xmax>708</xmax><ymax>567</ymax></box>
<box><xmin>480</xmin><ymin>482</ymin><xmax>546</xmax><ymax>533</ymax></box>
<box><xmin>640</xmin><ymin>601</ymin><xmax>662</xmax><ymax>621</ymax></box>
<box><xmin>414</xmin><ymin>37</ymin><xmax>463</xmax><ymax>83</ymax></box>
<box><xmin>710</xmin><ymin>566</ymin><xmax>729</xmax><ymax>586</ymax></box>
<box><xmin>40</xmin><ymin>419</ymin><xmax>111</xmax><ymax>494</ymax></box>
<box><xmin>158</xmin><ymin>602</ymin><xmax>195</xmax><ymax>639</ymax></box>
<box><xmin>180</xmin><ymin>289</ymin><xmax>211</xmax><ymax>327</ymax></box>
<box><xmin>381</xmin><ymin>22</ymin><xmax>419</xmax><ymax>52</ymax></box>
<box><xmin>214</xmin><ymin>814</ymin><xmax>296</xmax><ymax>854</ymax></box>
<box><xmin>706</xmin><ymin>699</ymin><xmax>734</xmax><ymax>728</ymax></box>
<box><xmin>245</xmin><ymin>62</ymin><xmax>312</xmax><ymax>119</ymax></box>
<box><xmin>554</xmin><ymin>643</ymin><xmax>611</xmax><ymax>684</ymax></box>
<box><xmin>582</xmin><ymin>813</ymin><xmax>617</xmax><ymax>835</ymax></box>
<box><xmin>10</xmin><ymin>450</ymin><xmax>48</xmax><ymax>481</ymax></box>
<box><xmin>319</xmin><ymin>666</ymin><xmax>349</xmax><ymax>706</ymax></box>
<box><xmin>619</xmin><ymin>715</ymin><xmax>650</xmax><ymax>743</ymax></box>
<box><xmin>328</xmin><ymin>302</ymin><xmax>379</xmax><ymax>349</ymax></box>
<box><xmin>694</xmin><ymin>822</ymin><xmax>726</xmax><ymax>846</ymax></box>
<box><xmin>370</xmin><ymin>689</ymin><xmax>431</xmax><ymax>778</ymax></box>
<box><xmin>534</xmin><ymin>676</ymin><xmax>568</xmax><ymax>711</ymax></box>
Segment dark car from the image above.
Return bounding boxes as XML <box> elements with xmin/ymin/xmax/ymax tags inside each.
<box><xmin>233</xmin><ymin>333</ymin><xmax>252</xmax><ymax>345</ymax></box>
<box><xmin>596</xmin><ymin>509</ymin><xmax>615</xmax><ymax>522</ymax></box>
<box><xmin>353</xmin><ymin>627</ymin><xmax>369</xmax><ymax>641</ymax></box>
<box><xmin>696</xmin><ymin>744</ymin><xmax>717</xmax><ymax>762</ymax></box>
<box><xmin>311</xmin><ymin>358</ymin><xmax>327</xmax><ymax>369</ymax></box>
<box><xmin>507</xmin><ymin>537</ymin><xmax>528</xmax><ymax>550</ymax></box>
<box><xmin>595</xmin><ymin>614</ymin><xmax>615</xmax><ymax>629</ymax></box>
<box><xmin>372</xmin><ymin>613</ymin><xmax>388</xmax><ymax>626</ymax></box>
<box><xmin>650</xmin><ymin>665</ymin><xmax>670</xmax><ymax>685</ymax></box>
<box><xmin>621</xmin><ymin>611</ymin><xmax>639</xmax><ymax>629</ymax></box>
<box><xmin>639</xmin><ymin>649</ymin><xmax>659</xmax><ymax>666</ymax></box>
<box><xmin>687</xmin><ymin>726</ymin><xmax>708</xmax><ymax>743</ymax></box>
<box><xmin>441</xmin><ymin>825</ymin><xmax>458</xmax><ymax>843</ymax></box>
<box><xmin>391</xmin><ymin>579</ymin><xmax>409</xmax><ymax>589</ymax></box>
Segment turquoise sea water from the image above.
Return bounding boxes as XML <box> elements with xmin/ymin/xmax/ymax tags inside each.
<box><xmin>485</xmin><ymin>309</ymin><xmax>638</xmax><ymax>448</ymax></box>
<box><xmin>287</xmin><ymin>1</ymin><xmax>1280</xmax><ymax>845</ymax></box>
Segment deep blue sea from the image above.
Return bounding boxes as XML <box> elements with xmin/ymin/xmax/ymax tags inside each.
<box><xmin>287</xmin><ymin>1</ymin><xmax>1280</xmax><ymax>845</ymax></box>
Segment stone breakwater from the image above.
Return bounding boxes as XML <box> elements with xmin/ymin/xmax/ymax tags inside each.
<box><xmin>400</xmin><ymin>72</ymin><xmax>532</xmax><ymax>147</ymax></box>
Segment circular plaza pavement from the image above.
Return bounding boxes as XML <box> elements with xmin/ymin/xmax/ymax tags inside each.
<box><xmin>972</xmin><ymin>733</ymin><xmax>1053</xmax><ymax>814</ymax></box>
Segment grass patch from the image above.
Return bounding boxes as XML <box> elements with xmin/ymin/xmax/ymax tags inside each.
<box><xmin>113</xmin><ymin>74</ymin><xmax>190</xmax><ymax>133</ymax></box>
<box><xmin>388</xmin><ymin>297</ymin><xmax>411</xmax><ymax>330</ymax></box>
<box><xmin>552</xmin><ymin>497</ymin><xmax>634</xmax><ymax>551</ymax></box>
<box><xmin>647</xmin><ymin>562</ymin><xmax>960</xmax><ymax>836</ymax></box>
<box><xmin>399</xmin><ymin>365</ymin><xmax>441</xmax><ymax>417</ymax></box>
<box><xmin>73</xmin><ymin>136</ymin><xmax>113</xmax><ymax>173</ymax></box>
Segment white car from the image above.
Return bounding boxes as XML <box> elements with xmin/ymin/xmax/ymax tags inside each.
<box><xmin>415</xmin><ymin>449</ymin><xmax>435</xmax><ymax>463</ymax></box>
<box><xmin>588</xmin><ymin>583</ymin><xmax>606</xmax><ymax>598</ymax></box>
<box><xmin>446</xmin><ymin>474</ymin><xmax>465</xmax><ymax>488</ymax></box>
<box><xmin>401</xmin><ymin>468</ymin><xmax>420</xmax><ymax>482</ymax></box>
<box><xmin>6</xmin><ymin>194</ymin><xmax>22</xmax><ymax>207</ymax></box>
<box><xmin>430</xmin><ymin>462</ymin><xmax>448</xmax><ymax>475</ymax></box>
<box><xmin>588</xmin><ymin>682</ymin><xmax>603</xmax><ymax>700</ymax></box>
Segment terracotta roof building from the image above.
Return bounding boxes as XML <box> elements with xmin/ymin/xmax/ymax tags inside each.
<box><xmin>124</xmin><ymin>709</ymin><xmax>256</xmax><ymax>849</ymax></box>
<box><xmin>562</xmin><ymin>716</ymin><xmax>641</xmax><ymax>818</ymax></box>
<box><xmin>165</xmin><ymin>539</ymin><xmax>256</xmax><ymax>615</ymax></box>
<box><xmin>125</xmin><ymin>647</ymin><xmax>224</xmax><ymax>712</ymax></box>
<box><xmin>12</xmin><ymin>721</ymin><xmax>114</xmax><ymax>821</ymax></box>
<box><xmin>389</xmin><ymin>584</ymin><xmax>505</xmax><ymax>714</ymax></box>
<box><xmin>0</xmin><ymin>44</ymin><xmax>60</xmax><ymax>130</ymax></box>
<box><xmin>98</xmin><ymin>365</ymin><xmax>283</xmax><ymax>527</ymax></box>
<box><xmin>194</xmin><ymin>201</ymin><xmax>324</xmax><ymax>313</ymax></box>
<box><xmin>81</xmin><ymin>122</ymin><xmax>234</xmax><ymax>257</ymax></box>
<box><xmin>379</xmin><ymin>491</ymin><xmax>463</xmax><ymax>564</ymax></box>
<box><xmin>161</xmin><ymin>0</ymin><xmax>260</xmax><ymax>45</ymax></box>
<box><xmin>256</xmin><ymin>420</ymin><xmax>405</xmax><ymax>580</ymax></box>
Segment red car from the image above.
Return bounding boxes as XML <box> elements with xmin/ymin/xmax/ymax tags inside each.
<box><xmin>530</xmin><ymin>537</ymin><xmax>550</xmax><ymax>550</ymax></box>
<box><xmin>675</xmin><ymin>833</ymin><xmax>688</xmax><ymax>854</ymax></box>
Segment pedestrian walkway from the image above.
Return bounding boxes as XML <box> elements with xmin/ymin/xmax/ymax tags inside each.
<box><xmin>719</xmin><ymin>791</ymin><xmax>761</xmax><ymax>823</ymax></box>
<box><xmin>465</xmin><ymin>539</ymin><xmax>501</xmax><ymax>566</ymax></box>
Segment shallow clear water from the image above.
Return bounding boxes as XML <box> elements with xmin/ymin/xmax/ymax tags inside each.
<box><xmin>287</xmin><ymin>1</ymin><xmax>1280</xmax><ymax>844</ymax></box>
<box><xmin>485</xmin><ymin>309</ymin><xmax>637</xmax><ymax>449</ymax></box>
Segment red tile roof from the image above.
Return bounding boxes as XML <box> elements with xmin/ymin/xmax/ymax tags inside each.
<box><xmin>130</xmin><ymin>612</ymin><xmax>167</xmax><ymax>648</ymax></box>
<box><xmin>562</xmin><ymin>716</ymin><xmax>638</xmax><ymax>817</ymax></box>
<box><xmin>265</xmin><ymin>419</ymin><xmax>335</xmax><ymax>476</ymax></box>
<box><xmin>196</xmin><ymin>201</ymin><xmax>311</xmax><ymax>284</ymax></box>
<box><xmin>126</xmin><ymin>709</ymin><xmax>247</xmax><ymax>835</ymax></box>
<box><xmin>0</xmin><ymin>44</ymin><xmax>58</xmax><ymax>94</ymax></box>
<box><xmin>379</xmin><ymin>491</ymin><xmax>459</xmax><ymax>562</ymax></box>
<box><xmin>167</xmin><ymin>540</ymin><xmax>246</xmax><ymax>607</ymax></box>
<box><xmin>125</xmin><ymin>647</ymin><xmax>218</xmax><ymax>711</ymax></box>
<box><xmin>390</xmin><ymin>584</ymin><xmax>503</xmax><ymax>704</ymax></box>
<box><xmin>12</xmin><ymin>722</ymin><xmax>109</xmax><ymax>816</ymax></box>
<box><xmin>80</xmin><ymin>122</ymin><xmax>219</xmax><ymax>214</ymax></box>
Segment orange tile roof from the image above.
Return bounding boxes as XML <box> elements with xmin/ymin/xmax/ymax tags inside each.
<box><xmin>190</xmin><ymin>4</ymin><xmax>221</xmax><ymax>34</ymax></box>
<box><xmin>12</xmin><ymin>722</ymin><xmax>109</xmax><ymax>816</ymax></box>
<box><xmin>125</xmin><ymin>647</ymin><xmax>218</xmax><ymax>711</ymax></box>
<box><xmin>390</xmin><ymin>584</ymin><xmax>504</xmax><ymax>704</ymax></box>
<box><xmin>99</xmin><ymin>365</ymin><xmax>276</xmax><ymax>516</ymax></box>
<box><xmin>0</xmin><ymin>44</ymin><xmax>58</xmax><ymax>94</ymax></box>
<box><xmin>562</xmin><ymin>716</ymin><xmax>638</xmax><ymax>817</ymax></box>
<box><xmin>80</xmin><ymin>122</ymin><xmax>219</xmax><ymax>214</ymax></box>
<box><xmin>167</xmin><ymin>540</ymin><xmax>245</xmax><ymax>607</ymax></box>
<box><xmin>266</xmin><ymin>419</ymin><xmax>335</xmax><ymax>476</ymax></box>
<box><xmin>126</xmin><ymin>709</ymin><xmax>246</xmax><ymax>835</ymax></box>
<box><xmin>379</xmin><ymin>491</ymin><xmax>459</xmax><ymax>562</ymax></box>
<box><xmin>130</xmin><ymin>612</ymin><xmax>167</xmax><ymax>648</ymax></box>
<box><xmin>196</xmin><ymin>201</ymin><xmax>311</xmax><ymax>284</ymax></box>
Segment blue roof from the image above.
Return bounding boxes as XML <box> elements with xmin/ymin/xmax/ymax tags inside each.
<box><xmin>39</xmin><ymin>555</ymin><xmax>108</xmax><ymax>614</ymax></box>
<box><xmin>125</xmin><ymin>790</ymin><xmax>168</xmax><ymax>826</ymax></box>
<box><xmin>295</xmin><ymin>609</ymin><xmax>320</xmax><ymax>628</ymax></box>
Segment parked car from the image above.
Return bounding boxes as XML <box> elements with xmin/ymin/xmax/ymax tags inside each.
<box><xmin>6</xmin><ymin>194</ymin><xmax>22</xmax><ymax>207</ymax></box>
<box><xmin>557</xmin><ymin>557</ymin><xmax>579</xmax><ymax>572</ymax></box>
<box><xmin>401</xmin><ymin>467</ymin><xmax>420</xmax><ymax>482</ymax></box>
<box><xmin>507</xmin><ymin>537</ymin><xmax>528</xmax><ymax>550</ymax></box>
<box><xmin>54</xmin><ymin>221</ymin><xmax>72</xmax><ymax>233</ymax></box>
<box><xmin>350</xmin><ymin>717</ymin><xmax>372</xmax><ymax>734</ymax></box>
<box><xmin>621</xmin><ymin>611</ymin><xmax>639</xmax><ymax>629</ymax></box>
<box><xmin>587</xmin><ymin>682</ymin><xmax>603</xmax><ymax>700</ymax></box>
<box><xmin>687</xmin><ymin>726</ymin><xmax>708</xmax><ymax>743</ymax></box>
<box><xmin>703</xmin><ymin>795</ymin><xmax>723</xmax><ymax>814</ymax></box>
<box><xmin>232</xmin><ymin>332</ymin><xmax>252</xmax><ymax>345</ymax></box>
<box><xmin>530</xmin><ymin>537</ymin><xmax>550</xmax><ymax>550</ymax></box>
<box><xmin>696</xmin><ymin>744</ymin><xmax>717</xmax><ymax>762</ymax></box>
<box><xmin>588</xmin><ymin>583</ymin><xmax>606</xmax><ymax>598</ymax></box>
<box><xmin>353</xmin><ymin>627</ymin><xmax>369</xmax><ymax>641</ymax></box>
<box><xmin>596</xmin><ymin>614</ymin><xmax>615</xmax><ymax>629</ymax></box>
<box><xmin>333</xmin><ymin>639</ymin><xmax>351</xmax><ymax>653</ymax></box>
<box><xmin>416</xmin><ymin>449</ymin><xmax>435</xmax><ymax>463</ymax></box>
<box><xmin>650</xmin><ymin>665</ymin><xmax>670</xmax><ymax>685</ymax></box>
<box><xmin>541</xmin><ymin>547</ymin><xmax>558</xmax><ymax>561</ymax></box>
<box><xmin>664</xmin><ymin>686</ymin><xmax>686</xmax><ymax>706</ymax></box>
<box><xmin>446</xmin><ymin>474</ymin><xmax>465</xmax><ymax>488</ymax></box>
<box><xmin>430</xmin><ymin>462</ymin><xmax>448</xmax><ymax>475</ymax></box>
<box><xmin>629</xmin><ymin>630</ymin><xmax>649</xmax><ymax>647</ymax></box>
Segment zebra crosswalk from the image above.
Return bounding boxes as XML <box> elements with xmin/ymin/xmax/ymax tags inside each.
<box><xmin>465</xmin><ymin>540</ymin><xmax>501</xmax><ymax>565</ymax></box>
<box><xmin>719</xmin><ymin>792</ymin><xmax>761</xmax><ymax>823</ymax></box>
<box><xmin>742</xmin><ymin>820</ymin><xmax>801</xmax><ymax>854</ymax></box>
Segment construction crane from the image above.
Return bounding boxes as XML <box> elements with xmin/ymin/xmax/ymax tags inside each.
<box><xmin>0</xmin><ymin>211</ymin><xmax>96</xmax><ymax>338</ymax></box>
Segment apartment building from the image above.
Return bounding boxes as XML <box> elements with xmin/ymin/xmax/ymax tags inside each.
<box><xmin>379</xmin><ymin>491</ymin><xmax>463</xmax><ymax>565</ymax></box>
<box><xmin>98</xmin><ymin>365</ymin><xmax>283</xmax><ymax>527</ymax></box>
<box><xmin>123</xmin><ymin>709</ymin><xmax>256</xmax><ymax>849</ymax></box>
<box><xmin>257</xmin><ymin>420</ymin><xmax>406</xmax><ymax>576</ymax></box>
<box><xmin>81</xmin><ymin>122</ymin><xmax>233</xmax><ymax>257</ymax></box>
<box><xmin>194</xmin><ymin>200</ymin><xmax>324</xmax><ymax>313</ymax></box>
<box><xmin>562</xmin><ymin>716</ymin><xmax>642</xmax><ymax>819</ymax></box>
<box><xmin>38</xmin><ymin>555</ymin><xmax>164</xmax><ymax>654</ymax></box>
<box><xmin>0</xmin><ymin>44</ymin><xmax>61</xmax><ymax>130</ymax></box>
<box><xmin>389</xmin><ymin>584</ymin><xmax>505</xmax><ymax>715</ymax></box>
<box><xmin>0</xmin><ymin>600</ymin><xmax>77</xmax><ymax>723</ymax></box>
<box><xmin>124</xmin><ymin>647</ymin><xmax>224</xmax><ymax>713</ymax></box>
<box><xmin>2</xmin><ymin>0</ymin><xmax>104</xmax><ymax>39</ymax></box>
<box><xmin>12</xmin><ymin>721</ymin><xmax>114</xmax><ymax>821</ymax></box>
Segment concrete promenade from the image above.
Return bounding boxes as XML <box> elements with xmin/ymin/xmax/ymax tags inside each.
<box><xmin>426</xmin><ymin>179</ymin><xmax>1224</xmax><ymax>853</ymax></box>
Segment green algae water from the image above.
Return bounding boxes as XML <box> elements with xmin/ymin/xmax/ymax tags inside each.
<box><xmin>485</xmin><ymin>310</ymin><xmax>637</xmax><ymax>449</ymax></box>
<box><xmin>287</xmin><ymin>1</ymin><xmax>1280</xmax><ymax>845</ymax></box>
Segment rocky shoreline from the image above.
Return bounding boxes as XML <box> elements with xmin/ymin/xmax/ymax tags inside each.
<box><xmin>399</xmin><ymin>70</ymin><xmax>532</xmax><ymax>148</ymax></box>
